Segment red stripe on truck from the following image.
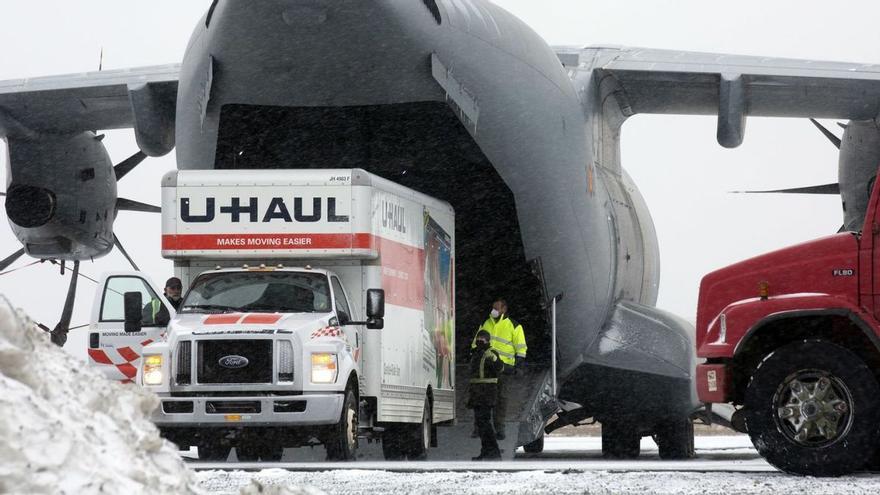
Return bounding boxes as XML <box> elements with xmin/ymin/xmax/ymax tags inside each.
<box><xmin>162</xmin><ymin>233</ymin><xmax>374</xmax><ymax>251</ymax></box>
<box><xmin>204</xmin><ymin>314</ymin><xmax>243</xmax><ymax>325</ymax></box>
<box><xmin>165</xmin><ymin>233</ymin><xmax>432</xmax><ymax>312</ymax></box>
<box><xmin>117</xmin><ymin>363</ymin><xmax>137</xmax><ymax>379</ymax></box>
<box><xmin>88</xmin><ymin>349</ymin><xmax>113</xmax><ymax>365</ymax></box>
<box><xmin>241</xmin><ymin>314</ymin><xmax>283</xmax><ymax>324</ymax></box>
<box><xmin>377</xmin><ymin>237</ymin><xmax>425</xmax><ymax>311</ymax></box>
<box><xmin>117</xmin><ymin>346</ymin><xmax>140</xmax><ymax>363</ymax></box>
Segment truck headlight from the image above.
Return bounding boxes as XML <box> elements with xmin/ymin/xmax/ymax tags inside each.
<box><xmin>143</xmin><ymin>354</ymin><xmax>164</xmax><ymax>386</ymax></box>
<box><xmin>311</xmin><ymin>352</ymin><xmax>338</xmax><ymax>384</ymax></box>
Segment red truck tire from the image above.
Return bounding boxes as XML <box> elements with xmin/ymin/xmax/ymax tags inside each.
<box><xmin>744</xmin><ymin>340</ymin><xmax>880</xmax><ymax>476</ymax></box>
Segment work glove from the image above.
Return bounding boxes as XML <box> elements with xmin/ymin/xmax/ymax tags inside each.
<box><xmin>514</xmin><ymin>358</ymin><xmax>526</xmax><ymax>376</ymax></box>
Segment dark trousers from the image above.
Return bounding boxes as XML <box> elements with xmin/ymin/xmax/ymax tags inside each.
<box><xmin>473</xmin><ymin>367</ymin><xmax>511</xmax><ymax>433</ymax></box>
<box><xmin>474</xmin><ymin>405</ymin><xmax>500</xmax><ymax>457</ymax></box>
<box><xmin>494</xmin><ymin>368</ymin><xmax>510</xmax><ymax>431</ymax></box>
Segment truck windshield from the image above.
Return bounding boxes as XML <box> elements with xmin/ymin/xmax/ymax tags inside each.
<box><xmin>180</xmin><ymin>271</ymin><xmax>331</xmax><ymax>314</ymax></box>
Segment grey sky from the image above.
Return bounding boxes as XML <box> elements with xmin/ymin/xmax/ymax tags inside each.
<box><xmin>0</xmin><ymin>0</ymin><xmax>876</xmax><ymax>340</ymax></box>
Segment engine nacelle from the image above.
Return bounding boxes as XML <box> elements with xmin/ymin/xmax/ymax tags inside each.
<box><xmin>838</xmin><ymin>120</ymin><xmax>880</xmax><ymax>232</ymax></box>
<box><xmin>4</xmin><ymin>132</ymin><xmax>117</xmax><ymax>259</ymax></box>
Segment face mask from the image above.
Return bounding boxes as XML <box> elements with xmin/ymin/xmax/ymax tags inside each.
<box><xmin>490</xmin><ymin>309</ymin><xmax>500</xmax><ymax>319</ymax></box>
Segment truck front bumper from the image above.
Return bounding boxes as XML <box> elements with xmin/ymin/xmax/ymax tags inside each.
<box><xmin>152</xmin><ymin>393</ymin><xmax>344</xmax><ymax>427</ymax></box>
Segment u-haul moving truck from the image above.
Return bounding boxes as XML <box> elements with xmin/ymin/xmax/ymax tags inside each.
<box><xmin>89</xmin><ymin>169</ymin><xmax>454</xmax><ymax>461</ymax></box>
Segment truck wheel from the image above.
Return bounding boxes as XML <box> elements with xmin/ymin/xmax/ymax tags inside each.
<box><xmin>260</xmin><ymin>445</ymin><xmax>284</xmax><ymax>462</ymax></box>
<box><xmin>325</xmin><ymin>388</ymin><xmax>358</xmax><ymax>461</ymax></box>
<box><xmin>197</xmin><ymin>440</ymin><xmax>231</xmax><ymax>462</ymax></box>
<box><xmin>523</xmin><ymin>435</ymin><xmax>545</xmax><ymax>454</ymax></box>
<box><xmin>235</xmin><ymin>444</ymin><xmax>260</xmax><ymax>462</ymax></box>
<box><xmin>602</xmin><ymin>421</ymin><xmax>640</xmax><ymax>459</ymax></box>
<box><xmin>381</xmin><ymin>426</ymin><xmax>406</xmax><ymax>460</ymax></box>
<box><xmin>744</xmin><ymin>340</ymin><xmax>880</xmax><ymax>476</ymax></box>
<box><xmin>656</xmin><ymin>419</ymin><xmax>695</xmax><ymax>459</ymax></box>
<box><xmin>406</xmin><ymin>397</ymin><xmax>432</xmax><ymax>460</ymax></box>
<box><xmin>236</xmin><ymin>442</ymin><xmax>283</xmax><ymax>462</ymax></box>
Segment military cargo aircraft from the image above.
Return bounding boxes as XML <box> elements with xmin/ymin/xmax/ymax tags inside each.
<box><xmin>2</xmin><ymin>0</ymin><xmax>880</xmax><ymax>456</ymax></box>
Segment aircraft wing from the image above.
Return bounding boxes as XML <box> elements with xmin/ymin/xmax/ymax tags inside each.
<box><xmin>0</xmin><ymin>64</ymin><xmax>180</xmax><ymax>155</ymax></box>
<box><xmin>558</xmin><ymin>46</ymin><xmax>880</xmax><ymax>146</ymax></box>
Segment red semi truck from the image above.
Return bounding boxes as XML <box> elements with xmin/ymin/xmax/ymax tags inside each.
<box><xmin>695</xmin><ymin>182</ymin><xmax>880</xmax><ymax>476</ymax></box>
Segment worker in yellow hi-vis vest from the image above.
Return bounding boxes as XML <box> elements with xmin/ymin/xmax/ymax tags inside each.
<box><xmin>470</xmin><ymin>297</ymin><xmax>527</xmax><ymax>440</ymax></box>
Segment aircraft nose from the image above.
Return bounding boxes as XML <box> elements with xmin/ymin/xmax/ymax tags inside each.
<box><xmin>5</xmin><ymin>184</ymin><xmax>57</xmax><ymax>228</ymax></box>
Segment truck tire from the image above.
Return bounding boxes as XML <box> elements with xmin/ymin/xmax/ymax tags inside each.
<box><xmin>261</xmin><ymin>445</ymin><xmax>284</xmax><ymax>462</ymax></box>
<box><xmin>381</xmin><ymin>425</ymin><xmax>406</xmax><ymax>460</ymax></box>
<box><xmin>656</xmin><ymin>419</ymin><xmax>695</xmax><ymax>459</ymax></box>
<box><xmin>744</xmin><ymin>340</ymin><xmax>880</xmax><ymax>476</ymax></box>
<box><xmin>523</xmin><ymin>435</ymin><xmax>545</xmax><ymax>454</ymax></box>
<box><xmin>235</xmin><ymin>444</ymin><xmax>259</xmax><ymax>462</ymax></box>
<box><xmin>197</xmin><ymin>440</ymin><xmax>231</xmax><ymax>462</ymax></box>
<box><xmin>325</xmin><ymin>388</ymin><xmax>358</xmax><ymax>461</ymax></box>
<box><xmin>602</xmin><ymin>421</ymin><xmax>640</xmax><ymax>459</ymax></box>
<box><xmin>406</xmin><ymin>398</ymin><xmax>432</xmax><ymax>460</ymax></box>
<box><xmin>237</xmin><ymin>442</ymin><xmax>284</xmax><ymax>462</ymax></box>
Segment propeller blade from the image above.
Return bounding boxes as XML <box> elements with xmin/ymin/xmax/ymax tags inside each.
<box><xmin>810</xmin><ymin>118</ymin><xmax>841</xmax><ymax>149</ymax></box>
<box><xmin>732</xmin><ymin>183</ymin><xmax>840</xmax><ymax>195</ymax></box>
<box><xmin>0</xmin><ymin>248</ymin><xmax>25</xmax><ymax>271</ymax></box>
<box><xmin>113</xmin><ymin>234</ymin><xmax>140</xmax><ymax>271</ymax></box>
<box><xmin>116</xmin><ymin>197</ymin><xmax>161</xmax><ymax>213</ymax></box>
<box><xmin>113</xmin><ymin>151</ymin><xmax>148</xmax><ymax>181</ymax></box>
<box><xmin>51</xmin><ymin>260</ymin><xmax>79</xmax><ymax>347</ymax></box>
<box><xmin>838</xmin><ymin>122</ymin><xmax>848</xmax><ymax>130</ymax></box>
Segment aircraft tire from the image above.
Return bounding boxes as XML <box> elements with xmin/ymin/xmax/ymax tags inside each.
<box><xmin>601</xmin><ymin>421</ymin><xmax>640</xmax><ymax>459</ymax></box>
<box><xmin>522</xmin><ymin>435</ymin><xmax>544</xmax><ymax>454</ymax></box>
<box><xmin>744</xmin><ymin>340</ymin><xmax>880</xmax><ymax>476</ymax></box>
<box><xmin>656</xmin><ymin>419</ymin><xmax>694</xmax><ymax>459</ymax></box>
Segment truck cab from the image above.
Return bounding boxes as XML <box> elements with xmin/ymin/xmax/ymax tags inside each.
<box><xmin>695</xmin><ymin>177</ymin><xmax>880</xmax><ymax>476</ymax></box>
<box><xmin>124</xmin><ymin>265</ymin><xmax>380</xmax><ymax>461</ymax></box>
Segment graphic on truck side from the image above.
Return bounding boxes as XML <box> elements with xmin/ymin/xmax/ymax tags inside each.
<box><xmin>424</xmin><ymin>212</ymin><xmax>454</xmax><ymax>390</ymax></box>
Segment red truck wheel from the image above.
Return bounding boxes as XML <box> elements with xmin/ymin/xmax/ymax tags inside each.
<box><xmin>744</xmin><ymin>340</ymin><xmax>880</xmax><ymax>476</ymax></box>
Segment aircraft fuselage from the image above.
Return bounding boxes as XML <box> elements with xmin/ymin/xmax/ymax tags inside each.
<box><xmin>169</xmin><ymin>0</ymin><xmax>695</xmax><ymax>430</ymax></box>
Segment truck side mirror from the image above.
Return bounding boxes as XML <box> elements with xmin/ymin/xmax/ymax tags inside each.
<box><xmin>124</xmin><ymin>291</ymin><xmax>144</xmax><ymax>333</ymax></box>
<box><xmin>366</xmin><ymin>289</ymin><xmax>385</xmax><ymax>318</ymax></box>
<box><xmin>366</xmin><ymin>289</ymin><xmax>384</xmax><ymax>330</ymax></box>
<box><xmin>341</xmin><ymin>289</ymin><xmax>385</xmax><ymax>329</ymax></box>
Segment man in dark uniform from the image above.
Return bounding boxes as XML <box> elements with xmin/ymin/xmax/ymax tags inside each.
<box><xmin>163</xmin><ymin>277</ymin><xmax>183</xmax><ymax>310</ymax></box>
<box><xmin>468</xmin><ymin>329</ymin><xmax>504</xmax><ymax>460</ymax></box>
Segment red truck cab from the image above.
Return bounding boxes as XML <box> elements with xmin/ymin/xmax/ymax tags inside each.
<box><xmin>696</xmin><ymin>183</ymin><xmax>880</xmax><ymax>476</ymax></box>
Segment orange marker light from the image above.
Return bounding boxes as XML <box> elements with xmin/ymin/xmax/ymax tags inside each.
<box><xmin>758</xmin><ymin>281</ymin><xmax>770</xmax><ymax>300</ymax></box>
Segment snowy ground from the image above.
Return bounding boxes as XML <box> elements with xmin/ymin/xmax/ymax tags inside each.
<box><xmin>4</xmin><ymin>298</ymin><xmax>880</xmax><ymax>494</ymax></box>
<box><xmin>0</xmin><ymin>297</ymin><xmax>198</xmax><ymax>494</ymax></box>
<box><xmin>194</xmin><ymin>436</ymin><xmax>880</xmax><ymax>494</ymax></box>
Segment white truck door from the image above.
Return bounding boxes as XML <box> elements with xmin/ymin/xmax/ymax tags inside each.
<box><xmin>330</xmin><ymin>275</ymin><xmax>361</xmax><ymax>366</ymax></box>
<box><xmin>88</xmin><ymin>271</ymin><xmax>174</xmax><ymax>383</ymax></box>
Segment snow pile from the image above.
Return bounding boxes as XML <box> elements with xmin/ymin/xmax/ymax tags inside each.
<box><xmin>0</xmin><ymin>297</ymin><xmax>197</xmax><ymax>494</ymax></box>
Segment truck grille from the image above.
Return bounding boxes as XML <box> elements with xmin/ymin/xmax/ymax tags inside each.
<box><xmin>197</xmin><ymin>340</ymin><xmax>272</xmax><ymax>384</ymax></box>
<box><xmin>176</xmin><ymin>341</ymin><xmax>192</xmax><ymax>385</ymax></box>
